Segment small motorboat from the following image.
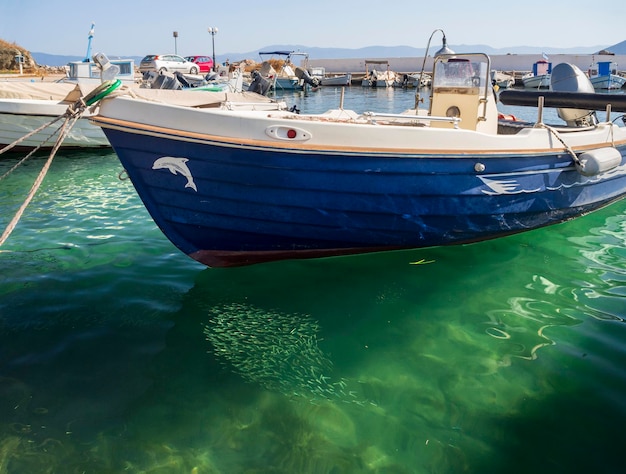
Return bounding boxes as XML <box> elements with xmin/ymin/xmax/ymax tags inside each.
<box><xmin>89</xmin><ymin>38</ymin><xmax>626</xmax><ymax>268</ymax></box>
<box><xmin>522</xmin><ymin>59</ymin><xmax>552</xmax><ymax>89</ymax></box>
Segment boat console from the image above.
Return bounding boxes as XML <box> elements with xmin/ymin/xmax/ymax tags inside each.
<box><xmin>429</xmin><ymin>53</ymin><xmax>498</xmax><ymax>133</ymax></box>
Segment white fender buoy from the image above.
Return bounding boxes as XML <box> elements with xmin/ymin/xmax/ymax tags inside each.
<box><xmin>576</xmin><ymin>147</ymin><xmax>622</xmax><ymax>176</ymax></box>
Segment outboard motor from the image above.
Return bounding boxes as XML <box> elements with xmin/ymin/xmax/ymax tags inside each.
<box><xmin>174</xmin><ymin>71</ymin><xmax>193</xmax><ymax>88</ymax></box>
<box><xmin>142</xmin><ymin>70</ymin><xmax>159</xmax><ymax>83</ymax></box>
<box><xmin>259</xmin><ymin>61</ymin><xmax>276</xmax><ymax>79</ymax></box>
<box><xmin>550</xmin><ymin>63</ymin><xmax>597</xmax><ymax>127</ymax></box>
<box><xmin>549</xmin><ymin>63</ymin><xmax>621</xmax><ymax>176</ymax></box>
<box><xmin>295</xmin><ymin>67</ymin><xmax>321</xmax><ymax>88</ymax></box>
<box><xmin>149</xmin><ymin>72</ymin><xmax>182</xmax><ymax>90</ymax></box>
<box><xmin>173</xmin><ymin>71</ymin><xmax>206</xmax><ymax>88</ymax></box>
<box><xmin>248</xmin><ymin>70</ymin><xmax>272</xmax><ymax>96</ymax></box>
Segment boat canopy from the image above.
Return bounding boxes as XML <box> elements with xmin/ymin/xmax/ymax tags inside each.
<box><xmin>0</xmin><ymin>82</ymin><xmax>77</xmax><ymax>100</ymax></box>
<box><xmin>259</xmin><ymin>51</ymin><xmax>294</xmax><ymax>56</ymax></box>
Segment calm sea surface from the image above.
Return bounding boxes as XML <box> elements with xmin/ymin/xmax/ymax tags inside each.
<box><xmin>1</xmin><ymin>87</ymin><xmax>626</xmax><ymax>473</ymax></box>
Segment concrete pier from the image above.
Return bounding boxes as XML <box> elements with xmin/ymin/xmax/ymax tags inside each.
<box><xmin>307</xmin><ymin>53</ymin><xmax>626</xmax><ymax>86</ymax></box>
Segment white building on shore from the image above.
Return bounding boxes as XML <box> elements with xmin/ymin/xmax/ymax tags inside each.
<box><xmin>307</xmin><ymin>54</ymin><xmax>626</xmax><ymax>79</ymax></box>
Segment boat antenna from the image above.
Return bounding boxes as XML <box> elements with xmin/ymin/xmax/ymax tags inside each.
<box><xmin>415</xmin><ymin>29</ymin><xmax>455</xmax><ymax>110</ymax></box>
<box><xmin>84</xmin><ymin>22</ymin><xmax>95</xmax><ymax>62</ymax></box>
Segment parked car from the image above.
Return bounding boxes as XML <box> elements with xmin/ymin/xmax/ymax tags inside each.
<box><xmin>139</xmin><ymin>54</ymin><xmax>200</xmax><ymax>74</ymax></box>
<box><xmin>184</xmin><ymin>55</ymin><xmax>214</xmax><ymax>73</ymax></box>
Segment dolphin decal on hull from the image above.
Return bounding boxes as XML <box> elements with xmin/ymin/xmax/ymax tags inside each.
<box><xmin>152</xmin><ymin>157</ymin><xmax>197</xmax><ymax>192</ymax></box>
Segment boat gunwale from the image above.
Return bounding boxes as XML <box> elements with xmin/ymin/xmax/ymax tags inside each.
<box><xmin>91</xmin><ymin>113</ymin><xmax>626</xmax><ymax>157</ymax></box>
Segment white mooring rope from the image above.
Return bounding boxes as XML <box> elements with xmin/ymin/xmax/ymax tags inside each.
<box><xmin>0</xmin><ymin>79</ymin><xmax>122</xmax><ymax>249</ymax></box>
<box><xmin>0</xmin><ymin>113</ymin><xmax>81</xmax><ymax>247</ymax></box>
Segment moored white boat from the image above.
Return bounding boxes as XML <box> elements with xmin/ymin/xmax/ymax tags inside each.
<box><xmin>0</xmin><ymin>82</ymin><xmax>111</xmax><ymax>150</ymax></box>
<box><xmin>0</xmin><ymin>48</ymin><xmax>139</xmax><ymax>151</ymax></box>
<box><xmin>410</xmin><ymin>73</ymin><xmax>432</xmax><ymax>88</ymax></box>
<box><xmin>89</xmin><ymin>47</ymin><xmax>626</xmax><ymax>268</ymax></box>
<box><xmin>0</xmin><ymin>77</ymin><xmax>278</xmax><ymax>151</ymax></box>
<box><xmin>60</xmin><ymin>23</ymin><xmax>138</xmax><ymax>86</ymax></box>
<box><xmin>522</xmin><ymin>59</ymin><xmax>552</xmax><ymax>89</ymax></box>
<box><xmin>310</xmin><ymin>67</ymin><xmax>352</xmax><ymax>87</ymax></box>
<box><xmin>321</xmin><ymin>74</ymin><xmax>352</xmax><ymax>87</ymax></box>
<box><xmin>256</xmin><ymin>51</ymin><xmax>320</xmax><ymax>92</ymax></box>
<box><xmin>63</xmin><ymin>55</ymin><xmax>137</xmax><ymax>86</ymax></box>
<box><xmin>491</xmin><ymin>70</ymin><xmax>515</xmax><ymax>89</ymax></box>
<box><xmin>0</xmin><ymin>22</ymin><xmax>138</xmax><ymax>151</ymax></box>
<box><xmin>361</xmin><ymin>60</ymin><xmax>397</xmax><ymax>87</ymax></box>
<box><xmin>588</xmin><ymin>61</ymin><xmax>626</xmax><ymax>90</ymax></box>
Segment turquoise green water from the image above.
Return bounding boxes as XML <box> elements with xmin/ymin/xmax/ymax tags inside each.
<box><xmin>1</xmin><ymin>89</ymin><xmax>626</xmax><ymax>473</ymax></box>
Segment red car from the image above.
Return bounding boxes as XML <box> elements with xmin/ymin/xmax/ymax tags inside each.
<box><xmin>184</xmin><ymin>55</ymin><xmax>214</xmax><ymax>73</ymax></box>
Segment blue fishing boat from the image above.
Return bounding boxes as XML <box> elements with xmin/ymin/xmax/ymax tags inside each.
<box><xmin>90</xmin><ymin>43</ymin><xmax>626</xmax><ymax>267</ymax></box>
<box><xmin>588</xmin><ymin>60</ymin><xmax>626</xmax><ymax>90</ymax></box>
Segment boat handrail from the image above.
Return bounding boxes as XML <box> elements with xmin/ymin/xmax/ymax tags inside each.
<box><xmin>362</xmin><ymin>111</ymin><xmax>461</xmax><ymax>128</ymax></box>
<box><xmin>222</xmin><ymin>101</ymin><xmax>287</xmax><ymax>110</ymax></box>
<box><xmin>499</xmin><ymin>90</ymin><xmax>626</xmax><ymax>113</ymax></box>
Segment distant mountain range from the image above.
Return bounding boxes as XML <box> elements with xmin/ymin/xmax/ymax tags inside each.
<box><xmin>32</xmin><ymin>41</ymin><xmax>626</xmax><ymax>67</ymax></box>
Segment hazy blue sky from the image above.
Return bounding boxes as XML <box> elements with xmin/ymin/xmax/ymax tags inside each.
<box><xmin>1</xmin><ymin>0</ymin><xmax>623</xmax><ymax>57</ymax></box>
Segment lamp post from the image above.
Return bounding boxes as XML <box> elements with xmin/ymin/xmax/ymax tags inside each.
<box><xmin>415</xmin><ymin>29</ymin><xmax>455</xmax><ymax>109</ymax></box>
<box><xmin>208</xmin><ymin>27</ymin><xmax>218</xmax><ymax>72</ymax></box>
<box><xmin>173</xmin><ymin>31</ymin><xmax>178</xmax><ymax>55</ymax></box>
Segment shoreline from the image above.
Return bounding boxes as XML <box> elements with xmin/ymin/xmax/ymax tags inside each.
<box><xmin>2</xmin><ymin>52</ymin><xmax>625</xmax><ymax>88</ymax></box>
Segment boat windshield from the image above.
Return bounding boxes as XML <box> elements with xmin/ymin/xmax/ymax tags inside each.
<box><xmin>433</xmin><ymin>57</ymin><xmax>488</xmax><ymax>88</ymax></box>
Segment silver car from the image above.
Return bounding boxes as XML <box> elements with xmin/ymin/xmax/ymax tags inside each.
<box><xmin>139</xmin><ymin>54</ymin><xmax>200</xmax><ymax>74</ymax></box>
